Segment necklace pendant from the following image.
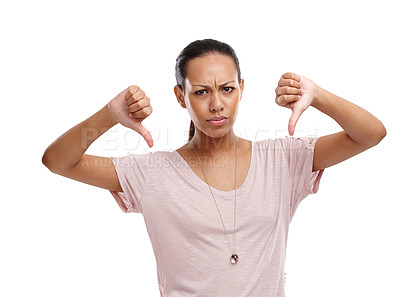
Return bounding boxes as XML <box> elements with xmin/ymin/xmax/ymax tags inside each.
<box><xmin>230</xmin><ymin>254</ymin><xmax>239</xmax><ymax>264</ymax></box>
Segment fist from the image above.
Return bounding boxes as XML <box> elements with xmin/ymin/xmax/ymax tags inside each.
<box><xmin>275</xmin><ymin>72</ymin><xmax>318</xmax><ymax>136</ymax></box>
<box><xmin>108</xmin><ymin>85</ymin><xmax>154</xmax><ymax>148</ymax></box>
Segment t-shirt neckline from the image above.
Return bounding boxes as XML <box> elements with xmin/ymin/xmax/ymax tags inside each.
<box><xmin>172</xmin><ymin>141</ymin><xmax>255</xmax><ymax>195</ymax></box>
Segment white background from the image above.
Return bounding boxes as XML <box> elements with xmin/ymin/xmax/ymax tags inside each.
<box><xmin>1</xmin><ymin>0</ymin><xmax>399</xmax><ymax>296</ymax></box>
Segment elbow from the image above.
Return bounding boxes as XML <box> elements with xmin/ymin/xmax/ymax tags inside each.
<box><xmin>380</xmin><ymin>123</ymin><xmax>387</xmax><ymax>140</ymax></box>
<box><xmin>42</xmin><ymin>149</ymin><xmax>79</xmax><ymax>174</ymax></box>
<box><xmin>42</xmin><ymin>148</ymin><xmax>60</xmax><ymax>173</ymax></box>
<box><xmin>42</xmin><ymin>150</ymin><xmax>54</xmax><ymax>172</ymax></box>
<box><xmin>371</xmin><ymin>122</ymin><xmax>387</xmax><ymax>146</ymax></box>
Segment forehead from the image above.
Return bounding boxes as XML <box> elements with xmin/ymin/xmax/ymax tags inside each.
<box><xmin>185</xmin><ymin>53</ymin><xmax>237</xmax><ymax>83</ymax></box>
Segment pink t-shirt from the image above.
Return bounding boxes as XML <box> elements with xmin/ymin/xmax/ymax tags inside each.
<box><xmin>109</xmin><ymin>136</ymin><xmax>325</xmax><ymax>297</ymax></box>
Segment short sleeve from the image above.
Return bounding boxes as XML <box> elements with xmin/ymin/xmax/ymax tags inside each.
<box><xmin>280</xmin><ymin>136</ymin><xmax>325</xmax><ymax>210</ymax></box>
<box><xmin>108</xmin><ymin>152</ymin><xmax>151</xmax><ymax>213</ymax></box>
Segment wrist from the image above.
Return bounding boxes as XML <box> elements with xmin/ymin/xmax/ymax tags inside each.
<box><xmin>311</xmin><ymin>85</ymin><xmax>324</xmax><ymax>109</ymax></box>
<box><xmin>102</xmin><ymin>103</ymin><xmax>118</xmax><ymax>127</ymax></box>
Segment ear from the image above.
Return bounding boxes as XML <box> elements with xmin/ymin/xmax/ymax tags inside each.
<box><xmin>174</xmin><ymin>85</ymin><xmax>186</xmax><ymax>108</ymax></box>
<box><xmin>239</xmin><ymin>78</ymin><xmax>244</xmax><ymax>101</ymax></box>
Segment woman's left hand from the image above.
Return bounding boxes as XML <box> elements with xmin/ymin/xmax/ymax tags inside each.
<box><xmin>275</xmin><ymin>72</ymin><xmax>319</xmax><ymax>136</ymax></box>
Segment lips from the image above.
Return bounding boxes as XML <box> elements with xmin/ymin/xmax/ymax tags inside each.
<box><xmin>207</xmin><ymin>116</ymin><xmax>228</xmax><ymax>121</ymax></box>
<box><xmin>207</xmin><ymin>117</ymin><xmax>227</xmax><ymax>126</ymax></box>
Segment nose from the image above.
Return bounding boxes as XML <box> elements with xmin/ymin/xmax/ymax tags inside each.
<box><xmin>209</xmin><ymin>91</ymin><xmax>224</xmax><ymax>112</ymax></box>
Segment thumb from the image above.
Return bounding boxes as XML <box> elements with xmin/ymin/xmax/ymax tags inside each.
<box><xmin>123</xmin><ymin>115</ymin><xmax>154</xmax><ymax>148</ymax></box>
<box><xmin>288</xmin><ymin>108</ymin><xmax>303</xmax><ymax>136</ymax></box>
<box><xmin>135</xmin><ymin>123</ymin><xmax>154</xmax><ymax>148</ymax></box>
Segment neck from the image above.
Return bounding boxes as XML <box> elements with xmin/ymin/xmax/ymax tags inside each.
<box><xmin>189</xmin><ymin>130</ymin><xmax>239</xmax><ymax>158</ymax></box>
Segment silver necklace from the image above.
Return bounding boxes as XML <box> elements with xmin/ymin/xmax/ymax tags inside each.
<box><xmin>192</xmin><ymin>137</ymin><xmax>239</xmax><ymax>264</ymax></box>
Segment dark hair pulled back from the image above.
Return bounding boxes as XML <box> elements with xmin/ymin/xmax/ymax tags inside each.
<box><xmin>175</xmin><ymin>39</ymin><xmax>242</xmax><ymax>141</ymax></box>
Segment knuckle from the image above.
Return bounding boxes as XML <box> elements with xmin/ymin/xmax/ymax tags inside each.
<box><xmin>140</xmin><ymin>90</ymin><xmax>146</xmax><ymax>97</ymax></box>
<box><xmin>143</xmin><ymin>107</ymin><xmax>150</xmax><ymax>116</ymax></box>
<box><xmin>128</xmin><ymin>85</ymin><xmax>139</xmax><ymax>95</ymax></box>
<box><xmin>138</xmin><ymin>99</ymin><xmax>146</xmax><ymax>108</ymax></box>
<box><xmin>133</xmin><ymin>91</ymin><xmax>144</xmax><ymax>101</ymax></box>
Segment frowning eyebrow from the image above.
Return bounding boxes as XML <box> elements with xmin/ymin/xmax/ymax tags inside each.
<box><xmin>192</xmin><ymin>81</ymin><xmax>235</xmax><ymax>88</ymax></box>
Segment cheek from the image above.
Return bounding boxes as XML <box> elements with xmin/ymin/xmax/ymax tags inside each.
<box><xmin>231</xmin><ymin>98</ymin><xmax>241</xmax><ymax>116</ymax></box>
<box><xmin>186</xmin><ymin>98</ymin><xmax>204</xmax><ymax>120</ymax></box>
<box><xmin>230</xmin><ymin>96</ymin><xmax>240</xmax><ymax>108</ymax></box>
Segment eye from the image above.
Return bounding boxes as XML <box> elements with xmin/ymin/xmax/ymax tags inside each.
<box><xmin>223</xmin><ymin>87</ymin><xmax>234</xmax><ymax>93</ymax></box>
<box><xmin>195</xmin><ymin>89</ymin><xmax>207</xmax><ymax>95</ymax></box>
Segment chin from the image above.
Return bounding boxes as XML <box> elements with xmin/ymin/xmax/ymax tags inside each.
<box><xmin>199</xmin><ymin>126</ymin><xmax>233</xmax><ymax>139</ymax></box>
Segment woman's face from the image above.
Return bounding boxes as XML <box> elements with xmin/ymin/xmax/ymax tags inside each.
<box><xmin>174</xmin><ymin>53</ymin><xmax>244</xmax><ymax>139</ymax></box>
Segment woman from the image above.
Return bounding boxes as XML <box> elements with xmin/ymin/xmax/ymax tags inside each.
<box><xmin>42</xmin><ymin>39</ymin><xmax>386</xmax><ymax>297</ymax></box>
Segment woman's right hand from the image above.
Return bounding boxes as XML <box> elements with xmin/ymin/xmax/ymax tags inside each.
<box><xmin>107</xmin><ymin>85</ymin><xmax>154</xmax><ymax>148</ymax></box>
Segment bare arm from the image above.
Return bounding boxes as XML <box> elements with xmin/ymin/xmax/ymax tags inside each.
<box><xmin>311</xmin><ymin>86</ymin><xmax>386</xmax><ymax>172</ymax></box>
<box><xmin>42</xmin><ymin>104</ymin><xmax>117</xmax><ymax>172</ymax></box>
<box><xmin>42</xmin><ymin>104</ymin><xmax>124</xmax><ymax>191</ymax></box>
<box><xmin>275</xmin><ymin>72</ymin><xmax>386</xmax><ymax>172</ymax></box>
<box><xmin>42</xmin><ymin>86</ymin><xmax>153</xmax><ymax>192</ymax></box>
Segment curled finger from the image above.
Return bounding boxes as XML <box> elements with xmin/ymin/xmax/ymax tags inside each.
<box><xmin>275</xmin><ymin>86</ymin><xmax>301</xmax><ymax>96</ymax></box>
<box><xmin>127</xmin><ymin>97</ymin><xmax>147</xmax><ymax>113</ymax></box>
<box><xmin>127</xmin><ymin>90</ymin><xmax>146</xmax><ymax>104</ymax></box>
<box><xmin>126</xmin><ymin>85</ymin><xmax>140</xmax><ymax>97</ymax></box>
<box><xmin>282</xmin><ymin>72</ymin><xmax>301</xmax><ymax>82</ymax></box>
<box><xmin>279</xmin><ymin>78</ymin><xmax>301</xmax><ymax>89</ymax></box>
<box><xmin>276</xmin><ymin>94</ymin><xmax>300</xmax><ymax>105</ymax></box>
<box><xmin>129</xmin><ymin>105</ymin><xmax>152</xmax><ymax>119</ymax></box>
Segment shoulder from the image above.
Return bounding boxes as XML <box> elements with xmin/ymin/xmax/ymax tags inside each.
<box><xmin>254</xmin><ymin>136</ymin><xmax>317</xmax><ymax>149</ymax></box>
